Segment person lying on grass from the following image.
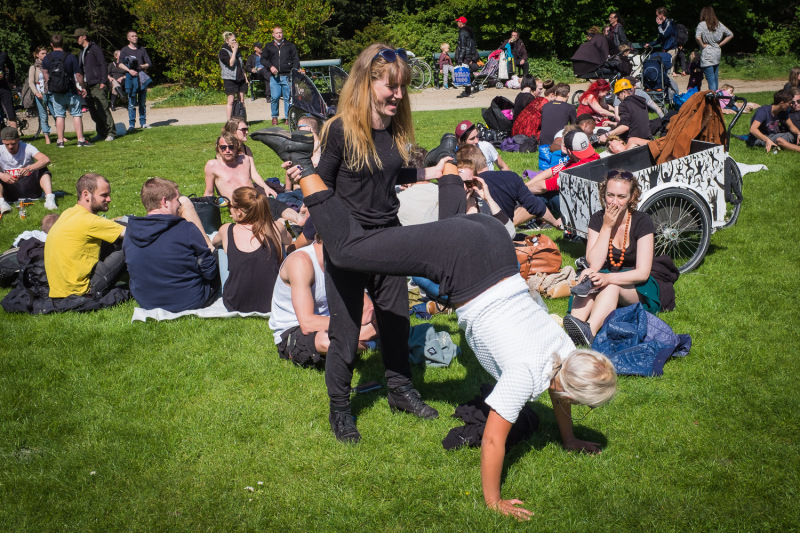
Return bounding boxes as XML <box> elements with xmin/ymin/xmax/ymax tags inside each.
<box><xmin>256</xmin><ymin>125</ymin><xmax>618</xmax><ymax>521</ymax></box>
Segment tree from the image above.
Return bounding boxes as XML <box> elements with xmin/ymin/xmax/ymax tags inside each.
<box><xmin>130</xmin><ymin>0</ymin><xmax>333</xmax><ymax>88</ymax></box>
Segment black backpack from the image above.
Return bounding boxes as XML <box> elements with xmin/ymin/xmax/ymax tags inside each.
<box><xmin>674</xmin><ymin>23</ymin><xmax>689</xmax><ymax>47</ymax></box>
<box><xmin>47</xmin><ymin>53</ymin><xmax>70</xmax><ymax>94</ymax></box>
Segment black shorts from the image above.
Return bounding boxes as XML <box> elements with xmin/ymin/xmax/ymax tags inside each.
<box><xmin>223</xmin><ymin>79</ymin><xmax>247</xmax><ymax>96</ymax></box>
<box><xmin>0</xmin><ymin>87</ymin><xmax>17</xmax><ymax>122</ymax></box>
<box><xmin>276</xmin><ymin>325</ymin><xmax>323</xmax><ymax>368</ymax></box>
<box><xmin>2</xmin><ymin>168</ymin><xmax>49</xmax><ymax>203</ymax></box>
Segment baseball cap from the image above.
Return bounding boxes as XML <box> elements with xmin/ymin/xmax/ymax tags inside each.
<box><xmin>253</xmin><ymin>41</ymin><xmax>263</xmax><ymax>49</ymax></box>
<box><xmin>455</xmin><ymin>16</ymin><xmax>467</xmax><ymax>24</ymax></box>
<box><xmin>564</xmin><ymin>131</ymin><xmax>595</xmax><ymax>159</ymax></box>
<box><xmin>72</xmin><ymin>27</ymin><xmax>89</xmax><ymax>37</ymax></box>
<box><xmin>1</xmin><ymin>127</ymin><xmax>19</xmax><ymax>140</ymax></box>
<box><xmin>455</xmin><ymin>120</ymin><xmax>475</xmax><ymax>141</ymax></box>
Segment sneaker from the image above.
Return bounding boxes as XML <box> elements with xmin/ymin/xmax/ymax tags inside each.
<box><xmin>329</xmin><ymin>404</ymin><xmax>361</xmax><ymax>443</ymax></box>
<box><xmin>141</xmin><ymin>124</ymin><xmax>151</xmax><ymax>129</ymax></box>
<box><xmin>387</xmin><ymin>384</ymin><xmax>438</xmax><ymax>419</ymax></box>
<box><xmin>56</xmin><ymin>141</ymin><xmax>65</xmax><ymax>148</ymax></box>
<box><xmin>89</xmin><ymin>135</ymin><xmax>103</xmax><ymax>143</ymax></box>
<box><xmin>570</xmin><ymin>276</ymin><xmax>598</xmax><ymax>298</ymax></box>
<box><xmin>271</xmin><ymin>117</ymin><xmax>279</xmax><ymax>126</ymax></box>
<box><xmin>44</xmin><ymin>194</ymin><xmax>57</xmax><ymax>211</ymax></box>
<box><xmin>0</xmin><ymin>199</ymin><xmax>11</xmax><ymax>214</ymax></box>
<box><xmin>105</xmin><ymin>135</ymin><xmax>116</xmax><ymax>142</ymax></box>
<box><xmin>563</xmin><ymin>314</ymin><xmax>594</xmax><ymax>347</ymax></box>
<box><xmin>127</xmin><ymin>127</ymin><xmax>135</xmax><ymax>134</ymax></box>
<box><xmin>77</xmin><ymin>140</ymin><xmax>93</xmax><ymax>147</ymax></box>
<box><xmin>250</xmin><ymin>127</ymin><xmax>316</xmax><ymax>181</ymax></box>
<box><xmin>110</xmin><ymin>103</ymin><xmax>116</xmax><ymax>112</ymax></box>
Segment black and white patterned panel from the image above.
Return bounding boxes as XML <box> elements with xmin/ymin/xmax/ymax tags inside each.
<box><xmin>559</xmin><ymin>173</ymin><xmax>603</xmax><ymax>236</ymax></box>
<box><xmin>560</xmin><ymin>144</ymin><xmax>727</xmax><ymax>235</ymax></box>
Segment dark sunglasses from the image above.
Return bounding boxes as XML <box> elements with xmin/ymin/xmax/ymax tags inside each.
<box><xmin>373</xmin><ymin>48</ymin><xmax>408</xmax><ymax>63</ymax></box>
<box><xmin>238</xmin><ymin>127</ymin><xmax>249</xmax><ymax>132</ymax></box>
<box><xmin>218</xmin><ymin>144</ymin><xmax>235</xmax><ymax>152</ymax></box>
<box><xmin>607</xmin><ymin>169</ymin><xmax>635</xmax><ymax>180</ymax></box>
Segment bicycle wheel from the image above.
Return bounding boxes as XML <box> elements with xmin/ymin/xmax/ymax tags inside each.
<box><xmin>641</xmin><ymin>188</ymin><xmax>711</xmax><ymax>273</ymax></box>
<box><xmin>418</xmin><ymin>60</ymin><xmax>433</xmax><ymax>89</ymax></box>
<box><xmin>571</xmin><ymin>90</ymin><xmax>585</xmax><ymax>106</ymax></box>
<box><xmin>409</xmin><ymin>62</ymin><xmax>426</xmax><ymax>91</ymax></box>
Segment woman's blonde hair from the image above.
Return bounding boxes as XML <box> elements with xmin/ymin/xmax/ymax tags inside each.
<box><xmin>320</xmin><ymin>43</ymin><xmax>414</xmax><ymax>173</ymax></box>
<box><xmin>230</xmin><ymin>186</ymin><xmax>282</xmax><ymax>259</ymax></box>
<box><xmin>223</xmin><ymin>32</ymin><xmax>235</xmax><ymax>44</ymax></box>
<box><xmin>550</xmin><ymin>349</ymin><xmax>617</xmax><ymax>408</ymax></box>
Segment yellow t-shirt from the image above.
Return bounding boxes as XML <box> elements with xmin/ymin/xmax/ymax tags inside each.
<box><xmin>44</xmin><ymin>205</ymin><xmax>124</xmax><ymax>297</ymax></box>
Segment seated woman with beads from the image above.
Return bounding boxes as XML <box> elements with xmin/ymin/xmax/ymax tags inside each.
<box><xmin>562</xmin><ymin>170</ymin><xmax>660</xmax><ymax>347</ymax></box>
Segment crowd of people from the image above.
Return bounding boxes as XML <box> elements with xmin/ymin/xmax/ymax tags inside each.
<box><xmin>2</xmin><ymin>13</ymin><xmax>800</xmax><ymax>522</ymax></box>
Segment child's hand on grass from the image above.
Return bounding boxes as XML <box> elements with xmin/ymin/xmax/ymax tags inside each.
<box><xmin>563</xmin><ymin>437</ymin><xmax>602</xmax><ymax>454</ymax></box>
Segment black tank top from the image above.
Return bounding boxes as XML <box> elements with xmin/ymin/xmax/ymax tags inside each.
<box><xmin>222</xmin><ymin>224</ymin><xmax>281</xmax><ymax>312</ymax></box>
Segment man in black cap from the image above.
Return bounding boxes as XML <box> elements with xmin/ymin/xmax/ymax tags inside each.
<box><xmin>74</xmin><ymin>28</ymin><xmax>115</xmax><ymax>142</ymax></box>
<box><xmin>245</xmin><ymin>42</ymin><xmax>270</xmax><ymax>102</ymax></box>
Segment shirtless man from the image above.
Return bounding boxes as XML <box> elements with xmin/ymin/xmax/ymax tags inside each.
<box><xmin>204</xmin><ymin>132</ymin><xmax>307</xmax><ymax>225</ymax></box>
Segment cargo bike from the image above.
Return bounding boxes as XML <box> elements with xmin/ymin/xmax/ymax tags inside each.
<box><xmin>558</xmin><ymin>93</ymin><xmax>746</xmax><ymax>273</ymax></box>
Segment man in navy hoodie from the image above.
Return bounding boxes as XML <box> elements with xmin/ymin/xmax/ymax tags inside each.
<box><xmin>124</xmin><ymin>178</ymin><xmax>220</xmax><ymax>311</ymax></box>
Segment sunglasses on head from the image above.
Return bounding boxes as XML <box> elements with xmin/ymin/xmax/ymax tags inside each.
<box><xmin>607</xmin><ymin>169</ymin><xmax>635</xmax><ymax>180</ymax></box>
<box><xmin>372</xmin><ymin>48</ymin><xmax>408</xmax><ymax>64</ymax></box>
<box><xmin>218</xmin><ymin>144</ymin><xmax>235</xmax><ymax>152</ymax></box>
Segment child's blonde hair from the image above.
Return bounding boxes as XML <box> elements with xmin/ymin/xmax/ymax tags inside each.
<box><xmin>720</xmin><ymin>84</ymin><xmax>735</xmax><ymax>92</ymax></box>
<box><xmin>441</xmin><ymin>43</ymin><xmax>450</xmax><ymax>52</ymax></box>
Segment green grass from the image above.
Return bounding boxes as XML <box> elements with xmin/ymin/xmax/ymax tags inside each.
<box><xmin>149</xmin><ymin>85</ymin><xmax>229</xmax><ymax>109</ymax></box>
<box><xmin>720</xmin><ymin>53</ymin><xmax>799</xmax><ymax>81</ymax></box>
<box><xmin>1</xmin><ymin>93</ymin><xmax>799</xmax><ymax>531</ymax></box>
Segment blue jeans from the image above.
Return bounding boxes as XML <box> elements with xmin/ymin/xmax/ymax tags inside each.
<box><xmin>128</xmin><ymin>89</ymin><xmax>147</xmax><ymax>127</ymax></box>
<box><xmin>412</xmin><ymin>276</ymin><xmax>449</xmax><ymax>305</ymax></box>
<box><xmin>35</xmin><ymin>95</ymin><xmax>54</xmax><ymax>135</ymax></box>
<box><xmin>269</xmin><ymin>74</ymin><xmax>291</xmax><ymax>119</ymax></box>
<box><xmin>702</xmin><ymin>64</ymin><xmax>719</xmax><ymax>91</ymax></box>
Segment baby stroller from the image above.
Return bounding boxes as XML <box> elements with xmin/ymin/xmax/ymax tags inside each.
<box><xmin>287</xmin><ymin>65</ymin><xmax>348</xmax><ymax>131</ymax></box>
<box><xmin>471</xmin><ymin>51</ymin><xmax>506</xmax><ymax>91</ymax></box>
<box><xmin>640</xmin><ymin>49</ymin><xmax>677</xmax><ymax>111</ymax></box>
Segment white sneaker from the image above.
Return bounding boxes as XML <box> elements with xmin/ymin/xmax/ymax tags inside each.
<box><xmin>0</xmin><ymin>199</ymin><xmax>11</xmax><ymax>214</ymax></box>
<box><xmin>44</xmin><ymin>194</ymin><xmax>57</xmax><ymax>210</ymax></box>
<box><xmin>141</xmin><ymin>124</ymin><xmax>151</xmax><ymax>129</ymax></box>
<box><xmin>105</xmin><ymin>135</ymin><xmax>116</xmax><ymax>142</ymax></box>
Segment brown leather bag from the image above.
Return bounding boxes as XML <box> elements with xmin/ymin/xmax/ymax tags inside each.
<box><xmin>514</xmin><ymin>233</ymin><xmax>562</xmax><ymax>278</ymax></box>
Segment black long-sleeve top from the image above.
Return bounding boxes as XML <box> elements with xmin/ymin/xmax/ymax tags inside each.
<box><xmin>317</xmin><ymin>119</ymin><xmax>423</xmax><ymax>228</ymax></box>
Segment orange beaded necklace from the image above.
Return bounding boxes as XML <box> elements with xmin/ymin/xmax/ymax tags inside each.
<box><xmin>608</xmin><ymin>210</ymin><xmax>631</xmax><ymax>268</ymax></box>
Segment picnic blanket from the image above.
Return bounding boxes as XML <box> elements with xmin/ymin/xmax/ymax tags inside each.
<box><xmin>131</xmin><ymin>297</ymin><xmax>270</xmax><ymax>322</ymax></box>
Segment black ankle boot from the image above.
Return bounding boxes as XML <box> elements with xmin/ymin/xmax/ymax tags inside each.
<box><xmin>387</xmin><ymin>383</ymin><xmax>438</xmax><ymax>419</ymax></box>
<box><xmin>424</xmin><ymin>133</ymin><xmax>458</xmax><ymax>167</ymax></box>
<box><xmin>251</xmin><ymin>127</ymin><xmax>316</xmax><ymax>179</ymax></box>
<box><xmin>329</xmin><ymin>403</ymin><xmax>361</xmax><ymax>443</ymax></box>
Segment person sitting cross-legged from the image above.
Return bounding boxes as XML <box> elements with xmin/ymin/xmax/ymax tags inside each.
<box><xmin>269</xmin><ymin>235</ymin><xmax>378</xmax><ymax>368</ymax></box>
<box><xmin>0</xmin><ymin>127</ymin><xmax>57</xmax><ymax>213</ymax></box>
<box><xmin>746</xmin><ymin>89</ymin><xmax>800</xmax><ymax>153</ymax></box>
<box><xmin>598</xmin><ymin>79</ymin><xmax>652</xmax><ymax>149</ymax></box>
<box><xmin>124</xmin><ymin>177</ymin><xmax>220</xmax><ymax>312</ymax></box>
<box><xmin>44</xmin><ymin>173</ymin><xmax>126</xmax><ymax>298</ymax></box>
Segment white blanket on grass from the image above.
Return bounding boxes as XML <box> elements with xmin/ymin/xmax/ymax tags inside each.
<box><xmin>131</xmin><ymin>297</ymin><xmax>270</xmax><ymax>322</ymax></box>
<box><xmin>736</xmin><ymin>162</ymin><xmax>767</xmax><ymax>176</ymax></box>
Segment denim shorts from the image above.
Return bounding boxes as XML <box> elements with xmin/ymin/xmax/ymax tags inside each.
<box><xmin>50</xmin><ymin>92</ymin><xmax>82</xmax><ymax>117</ymax></box>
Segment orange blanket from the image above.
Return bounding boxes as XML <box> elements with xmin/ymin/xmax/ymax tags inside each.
<box><xmin>648</xmin><ymin>90</ymin><xmax>727</xmax><ymax>165</ymax></box>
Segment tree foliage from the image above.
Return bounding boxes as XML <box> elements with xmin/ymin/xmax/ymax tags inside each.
<box><xmin>129</xmin><ymin>0</ymin><xmax>332</xmax><ymax>89</ymax></box>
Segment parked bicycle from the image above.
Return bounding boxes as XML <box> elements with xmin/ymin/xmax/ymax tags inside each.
<box><xmin>407</xmin><ymin>52</ymin><xmax>433</xmax><ymax>91</ymax></box>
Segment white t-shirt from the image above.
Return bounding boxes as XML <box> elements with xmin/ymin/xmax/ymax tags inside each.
<box><xmin>478</xmin><ymin>140</ymin><xmax>499</xmax><ymax>171</ymax></box>
<box><xmin>0</xmin><ymin>142</ymin><xmax>40</xmax><ymax>177</ymax></box>
<box><xmin>456</xmin><ymin>275</ymin><xmax>576</xmax><ymax>423</ymax></box>
<box><xmin>397</xmin><ymin>182</ymin><xmax>440</xmax><ymax>226</ymax></box>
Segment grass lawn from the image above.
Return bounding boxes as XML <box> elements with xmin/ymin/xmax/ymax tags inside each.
<box><xmin>1</xmin><ymin>92</ymin><xmax>798</xmax><ymax>531</ymax></box>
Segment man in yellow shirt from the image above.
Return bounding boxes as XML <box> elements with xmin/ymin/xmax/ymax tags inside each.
<box><xmin>44</xmin><ymin>173</ymin><xmax>126</xmax><ymax>297</ymax></box>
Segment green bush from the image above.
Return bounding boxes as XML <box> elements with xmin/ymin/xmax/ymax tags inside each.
<box><xmin>720</xmin><ymin>53</ymin><xmax>799</xmax><ymax>81</ymax></box>
<box><xmin>130</xmin><ymin>0</ymin><xmax>333</xmax><ymax>89</ymax></box>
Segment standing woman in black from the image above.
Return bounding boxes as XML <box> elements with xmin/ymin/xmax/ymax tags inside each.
<box><xmin>315</xmin><ymin>43</ymin><xmax>448</xmax><ymax>443</ymax></box>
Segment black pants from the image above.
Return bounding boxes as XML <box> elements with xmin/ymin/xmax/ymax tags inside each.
<box><xmin>89</xmin><ymin>242</ymin><xmax>127</xmax><ymax>295</ymax></box>
<box><xmin>306</xmin><ymin>177</ymin><xmax>517</xmax><ymax>405</ymax></box>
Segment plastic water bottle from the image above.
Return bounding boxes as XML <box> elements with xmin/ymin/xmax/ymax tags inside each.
<box><xmin>18</xmin><ymin>200</ymin><xmax>26</xmax><ymax>220</ymax></box>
